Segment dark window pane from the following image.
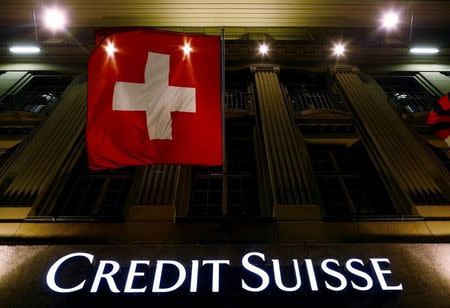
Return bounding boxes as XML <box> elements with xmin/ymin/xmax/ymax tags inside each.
<box><xmin>189</xmin><ymin>167</ymin><xmax>223</xmax><ymax>217</ymax></box>
<box><xmin>0</xmin><ymin>74</ymin><xmax>73</xmax><ymax>115</ymax></box>
<box><xmin>188</xmin><ymin>114</ymin><xmax>260</xmax><ymax>218</ymax></box>
<box><xmin>34</xmin><ymin>153</ymin><xmax>134</xmax><ymax>220</ymax></box>
<box><xmin>375</xmin><ymin>76</ymin><xmax>438</xmax><ymax>114</ymax></box>
<box><xmin>308</xmin><ymin>143</ymin><xmax>400</xmax><ymax>220</ymax></box>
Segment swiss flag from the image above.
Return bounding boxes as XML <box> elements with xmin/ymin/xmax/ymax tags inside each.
<box><xmin>86</xmin><ymin>29</ymin><xmax>222</xmax><ymax>170</ymax></box>
<box><xmin>427</xmin><ymin>93</ymin><xmax>450</xmax><ymax>147</ymax></box>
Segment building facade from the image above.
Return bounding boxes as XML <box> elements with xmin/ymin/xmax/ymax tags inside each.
<box><xmin>0</xmin><ymin>1</ymin><xmax>449</xmax><ymax>307</ymax></box>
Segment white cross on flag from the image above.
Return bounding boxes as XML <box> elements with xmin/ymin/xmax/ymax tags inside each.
<box><xmin>86</xmin><ymin>30</ymin><xmax>222</xmax><ymax>170</ymax></box>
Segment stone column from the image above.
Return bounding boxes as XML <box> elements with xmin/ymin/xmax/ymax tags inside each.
<box><xmin>252</xmin><ymin>67</ymin><xmax>321</xmax><ymax>220</ymax></box>
<box><xmin>126</xmin><ymin>165</ymin><xmax>191</xmax><ymax>221</ymax></box>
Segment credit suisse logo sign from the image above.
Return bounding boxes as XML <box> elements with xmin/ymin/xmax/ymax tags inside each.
<box><xmin>46</xmin><ymin>252</ymin><xmax>403</xmax><ymax>294</ymax></box>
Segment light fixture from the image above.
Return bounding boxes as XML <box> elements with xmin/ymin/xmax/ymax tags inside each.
<box><xmin>381</xmin><ymin>11</ymin><xmax>399</xmax><ymax>30</ymax></box>
<box><xmin>104</xmin><ymin>41</ymin><xmax>117</xmax><ymax>57</ymax></box>
<box><xmin>332</xmin><ymin>42</ymin><xmax>346</xmax><ymax>57</ymax></box>
<box><xmin>181</xmin><ymin>43</ymin><xmax>192</xmax><ymax>56</ymax></box>
<box><xmin>9</xmin><ymin>45</ymin><xmax>41</xmax><ymax>54</ymax></box>
<box><xmin>258</xmin><ymin>43</ymin><xmax>269</xmax><ymax>56</ymax></box>
<box><xmin>43</xmin><ymin>7</ymin><xmax>67</xmax><ymax>32</ymax></box>
<box><xmin>409</xmin><ymin>47</ymin><xmax>439</xmax><ymax>55</ymax></box>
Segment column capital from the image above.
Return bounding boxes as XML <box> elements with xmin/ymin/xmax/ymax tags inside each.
<box><xmin>250</xmin><ymin>64</ymin><xmax>280</xmax><ymax>74</ymax></box>
<box><xmin>328</xmin><ymin>65</ymin><xmax>359</xmax><ymax>75</ymax></box>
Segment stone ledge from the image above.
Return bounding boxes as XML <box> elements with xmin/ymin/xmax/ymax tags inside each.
<box><xmin>127</xmin><ymin>205</ymin><xmax>175</xmax><ymax>222</ymax></box>
<box><xmin>416</xmin><ymin>205</ymin><xmax>450</xmax><ymax>218</ymax></box>
<box><xmin>273</xmin><ymin>204</ymin><xmax>322</xmax><ymax>221</ymax></box>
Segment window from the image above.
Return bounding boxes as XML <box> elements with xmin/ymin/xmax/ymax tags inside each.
<box><xmin>375</xmin><ymin>75</ymin><xmax>438</xmax><ymax>114</ymax></box>
<box><xmin>227</xmin><ymin>131</ymin><xmax>260</xmax><ymax>217</ymax></box>
<box><xmin>189</xmin><ymin>167</ymin><xmax>223</xmax><ymax>217</ymax></box>
<box><xmin>225</xmin><ymin>90</ymin><xmax>254</xmax><ymax>113</ymax></box>
<box><xmin>376</xmin><ymin>75</ymin><xmax>449</xmax><ymax>170</ymax></box>
<box><xmin>0</xmin><ymin>73</ymin><xmax>74</xmax><ymax>165</ymax></box>
<box><xmin>282</xmin><ymin>70</ymin><xmax>353</xmax><ymax>136</ymax></box>
<box><xmin>0</xmin><ymin>74</ymin><xmax>73</xmax><ymax>114</ymax></box>
<box><xmin>32</xmin><ymin>153</ymin><xmax>135</xmax><ymax>221</ymax></box>
<box><xmin>225</xmin><ymin>70</ymin><xmax>255</xmax><ymax>115</ymax></box>
<box><xmin>188</xmin><ymin>75</ymin><xmax>260</xmax><ymax>218</ymax></box>
<box><xmin>287</xmin><ymin>82</ymin><xmax>348</xmax><ymax>113</ymax></box>
<box><xmin>188</xmin><ymin>123</ymin><xmax>260</xmax><ymax>218</ymax></box>
<box><xmin>308</xmin><ymin>143</ymin><xmax>400</xmax><ymax>220</ymax></box>
<box><xmin>283</xmin><ymin>71</ymin><xmax>349</xmax><ymax>113</ymax></box>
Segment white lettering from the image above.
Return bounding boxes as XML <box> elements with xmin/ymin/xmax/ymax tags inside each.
<box><xmin>152</xmin><ymin>260</ymin><xmax>186</xmax><ymax>293</ymax></box>
<box><xmin>190</xmin><ymin>260</ymin><xmax>199</xmax><ymax>293</ymax></box>
<box><xmin>370</xmin><ymin>258</ymin><xmax>403</xmax><ymax>291</ymax></box>
<box><xmin>90</xmin><ymin>260</ymin><xmax>121</xmax><ymax>293</ymax></box>
<box><xmin>45</xmin><ymin>252</ymin><xmax>402</xmax><ymax>295</ymax></box>
<box><xmin>305</xmin><ymin>259</ymin><xmax>319</xmax><ymax>291</ymax></box>
<box><xmin>345</xmin><ymin>259</ymin><xmax>373</xmax><ymax>291</ymax></box>
<box><xmin>202</xmin><ymin>260</ymin><xmax>230</xmax><ymax>292</ymax></box>
<box><xmin>321</xmin><ymin>259</ymin><xmax>347</xmax><ymax>291</ymax></box>
<box><xmin>124</xmin><ymin>260</ymin><xmax>150</xmax><ymax>293</ymax></box>
<box><xmin>272</xmin><ymin>259</ymin><xmax>301</xmax><ymax>292</ymax></box>
<box><xmin>241</xmin><ymin>252</ymin><xmax>270</xmax><ymax>292</ymax></box>
<box><xmin>46</xmin><ymin>252</ymin><xmax>94</xmax><ymax>293</ymax></box>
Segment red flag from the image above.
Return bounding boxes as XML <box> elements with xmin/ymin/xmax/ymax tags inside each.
<box><xmin>427</xmin><ymin>93</ymin><xmax>450</xmax><ymax>146</ymax></box>
<box><xmin>86</xmin><ymin>30</ymin><xmax>222</xmax><ymax>170</ymax></box>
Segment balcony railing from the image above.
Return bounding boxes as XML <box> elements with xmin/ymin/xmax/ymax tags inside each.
<box><xmin>288</xmin><ymin>90</ymin><xmax>348</xmax><ymax>113</ymax></box>
<box><xmin>225</xmin><ymin>90</ymin><xmax>254</xmax><ymax>113</ymax></box>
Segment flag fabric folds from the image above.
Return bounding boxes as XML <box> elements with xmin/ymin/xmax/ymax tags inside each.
<box><xmin>427</xmin><ymin>93</ymin><xmax>450</xmax><ymax>147</ymax></box>
<box><xmin>86</xmin><ymin>29</ymin><xmax>222</xmax><ymax>170</ymax></box>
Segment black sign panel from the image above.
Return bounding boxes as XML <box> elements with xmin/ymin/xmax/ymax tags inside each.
<box><xmin>0</xmin><ymin>244</ymin><xmax>449</xmax><ymax>307</ymax></box>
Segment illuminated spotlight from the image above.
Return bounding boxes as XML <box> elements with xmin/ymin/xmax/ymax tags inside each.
<box><xmin>104</xmin><ymin>41</ymin><xmax>117</xmax><ymax>57</ymax></box>
<box><xmin>259</xmin><ymin>43</ymin><xmax>269</xmax><ymax>56</ymax></box>
<box><xmin>410</xmin><ymin>47</ymin><xmax>439</xmax><ymax>55</ymax></box>
<box><xmin>43</xmin><ymin>7</ymin><xmax>67</xmax><ymax>32</ymax></box>
<box><xmin>332</xmin><ymin>43</ymin><xmax>346</xmax><ymax>57</ymax></box>
<box><xmin>181</xmin><ymin>43</ymin><xmax>192</xmax><ymax>56</ymax></box>
<box><xmin>9</xmin><ymin>45</ymin><xmax>41</xmax><ymax>54</ymax></box>
<box><xmin>381</xmin><ymin>11</ymin><xmax>399</xmax><ymax>30</ymax></box>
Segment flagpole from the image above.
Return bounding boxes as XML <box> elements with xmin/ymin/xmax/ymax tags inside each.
<box><xmin>221</xmin><ymin>28</ymin><xmax>228</xmax><ymax>217</ymax></box>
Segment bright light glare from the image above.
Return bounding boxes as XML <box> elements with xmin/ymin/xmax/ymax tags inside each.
<box><xmin>43</xmin><ymin>7</ymin><xmax>67</xmax><ymax>32</ymax></box>
<box><xmin>182</xmin><ymin>43</ymin><xmax>192</xmax><ymax>56</ymax></box>
<box><xmin>332</xmin><ymin>43</ymin><xmax>346</xmax><ymax>57</ymax></box>
<box><xmin>410</xmin><ymin>47</ymin><xmax>439</xmax><ymax>55</ymax></box>
<box><xmin>9</xmin><ymin>45</ymin><xmax>41</xmax><ymax>54</ymax></box>
<box><xmin>105</xmin><ymin>41</ymin><xmax>117</xmax><ymax>57</ymax></box>
<box><xmin>259</xmin><ymin>43</ymin><xmax>269</xmax><ymax>56</ymax></box>
<box><xmin>381</xmin><ymin>11</ymin><xmax>399</xmax><ymax>30</ymax></box>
